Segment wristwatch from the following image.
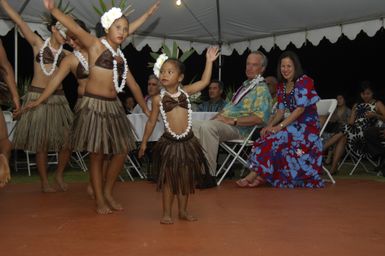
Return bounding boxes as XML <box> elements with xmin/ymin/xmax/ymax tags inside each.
<box><xmin>233</xmin><ymin>118</ymin><xmax>238</xmax><ymax>126</ymax></box>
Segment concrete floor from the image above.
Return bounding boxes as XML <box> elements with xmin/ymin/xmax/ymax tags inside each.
<box><xmin>1</xmin><ymin>179</ymin><xmax>385</xmax><ymax>256</ymax></box>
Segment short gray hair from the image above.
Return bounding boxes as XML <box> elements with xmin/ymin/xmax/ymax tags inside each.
<box><xmin>249</xmin><ymin>50</ymin><xmax>268</xmax><ymax>69</ymax></box>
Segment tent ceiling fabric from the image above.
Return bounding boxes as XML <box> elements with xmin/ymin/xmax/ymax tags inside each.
<box><xmin>0</xmin><ymin>0</ymin><xmax>384</xmax><ymax>55</ymax></box>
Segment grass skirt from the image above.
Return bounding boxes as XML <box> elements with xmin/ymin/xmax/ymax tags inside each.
<box><xmin>153</xmin><ymin>131</ymin><xmax>209</xmax><ymax>195</ymax></box>
<box><xmin>12</xmin><ymin>86</ymin><xmax>73</xmax><ymax>152</ymax></box>
<box><xmin>71</xmin><ymin>92</ymin><xmax>135</xmax><ymax>154</ymax></box>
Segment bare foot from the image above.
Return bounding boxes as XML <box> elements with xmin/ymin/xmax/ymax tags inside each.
<box><xmin>54</xmin><ymin>175</ymin><xmax>68</xmax><ymax>192</ymax></box>
<box><xmin>41</xmin><ymin>185</ymin><xmax>57</xmax><ymax>193</ymax></box>
<box><xmin>104</xmin><ymin>193</ymin><xmax>124</xmax><ymax>211</ymax></box>
<box><xmin>87</xmin><ymin>184</ymin><xmax>95</xmax><ymax>200</ymax></box>
<box><xmin>160</xmin><ymin>216</ymin><xmax>174</xmax><ymax>224</ymax></box>
<box><xmin>0</xmin><ymin>154</ymin><xmax>10</xmax><ymax>188</ymax></box>
<box><xmin>179</xmin><ymin>212</ymin><xmax>197</xmax><ymax>222</ymax></box>
<box><xmin>96</xmin><ymin>202</ymin><xmax>112</xmax><ymax>215</ymax></box>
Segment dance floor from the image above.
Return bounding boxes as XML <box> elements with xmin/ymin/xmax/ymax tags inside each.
<box><xmin>1</xmin><ymin>179</ymin><xmax>385</xmax><ymax>256</ymax></box>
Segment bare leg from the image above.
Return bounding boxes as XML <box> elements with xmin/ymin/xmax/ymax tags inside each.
<box><xmin>90</xmin><ymin>153</ymin><xmax>111</xmax><ymax>214</ymax></box>
<box><xmin>331</xmin><ymin>135</ymin><xmax>346</xmax><ymax>173</ymax></box>
<box><xmin>0</xmin><ymin>154</ymin><xmax>10</xmax><ymax>188</ymax></box>
<box><xmin>36</xmin><ymin>151</ymin><xmax>56</xmax><ymax>193</ymax></box>
<box><xmin>103</xmin><ymin>153</ymin><xmax>126</xmax><ymax>211</ymax></box>
<box><xmin>161</xmin><ymin>182</ymin><xmax>174</xmax><ymax>224</ymax></box>
<box><xmin>178</xmin><ymin>193</ymin><xmax>197</xmax><ymax>222</ymax></box>
<box><xmin>86</xmin><ymin>157</ymin><xmax>109</xmax><ymax>200</ymax></box>
<box><xmin>323</xmin><ymin>132</ymin><xmax>344</xmax><ymax>151</ymax></box>
<box><xmin>54</xmin><ymin>147</ymin><xmax>71</xmax><ymax>191</ymax></box>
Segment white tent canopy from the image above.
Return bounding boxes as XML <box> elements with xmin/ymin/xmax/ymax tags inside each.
<box><xmin>1</xmin><ymin>0</ymin><xmax>385</xmax><ymax>55</ymax></box>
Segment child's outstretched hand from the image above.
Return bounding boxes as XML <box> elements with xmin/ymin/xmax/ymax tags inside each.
<box><xmin>206</xmin><ymin>46</ymin><xmax>220</xmax><ymax>62</ymax></box>
<box><xmin>43</xmin><ymin>0</ymin><xmax>55</xmax><ymax>11</ymax></box>
<box><xmin>146</xmin><ymin>1</ymin><xmax>161</xmax><ymax>17</ymax></box>
<box><xmin>138</xmin><ymin>144</ymin><xmax>147</xmax><ymax>159</ymax></box>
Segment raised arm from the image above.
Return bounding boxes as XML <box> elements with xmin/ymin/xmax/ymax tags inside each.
<box><xmin>0</xmin><ymin>40</ymin><xmax>20</xmax><ymax>113</ymax></box>
<box><xmin>24</xmin><ymin>55</ymin><xmax>73</xmax><ymax>110</ymax></box>
<box><xmin>125</xmin><ymin>68</ymin><xmax>149</xmax><ymax>116</ymax></box>
<box><xmin>43</xmin><ymin>0</ymin><xmax>96</xmax><ymax>49</ymax></box>
<box><xmin>0</xmin><ymin>0</ymin><xmax>42</xmax><ymax>47</ymax></box>
<box><xmin>184</xmin><ymin>47</ymin><xmax>219</xmax><ymax>95</ymax></box>
<box><xmin>138</xmin><ymin>95</ymin><xmax>160</xmax><ymax>158</ymax></box>
<box><xmin>128</xmin><ymin>1</ymin><xmax>160</xmax><ymax>34</ymax></box>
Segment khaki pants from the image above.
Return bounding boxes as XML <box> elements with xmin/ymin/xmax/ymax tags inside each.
<box><xmin>192</xmin><ymin>120</ymin><xmax>242</xmax><ymax>175</ymax></box>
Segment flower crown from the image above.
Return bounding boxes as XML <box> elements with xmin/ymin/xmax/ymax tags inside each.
<box><xmin>153</xmin><ymin>53</ymin><xmax>169</xmax><ymax>78</ymax></box>
<box><xmin>101</xmin><ymin>7</ymin><xmax>123</xmax><ymax>30</ymax></box>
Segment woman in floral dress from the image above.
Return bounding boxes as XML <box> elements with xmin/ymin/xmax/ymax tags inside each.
<box><xmin>236</xmin><ymin>51</ymin><xmax>324</xmax><ymax>188</ymax></box>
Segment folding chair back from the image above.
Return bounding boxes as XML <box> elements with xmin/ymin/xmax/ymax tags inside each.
<box><xmin>317</xmin><ymin>99</ymin><xmax>337</xmax><ymax>184</ymax></box>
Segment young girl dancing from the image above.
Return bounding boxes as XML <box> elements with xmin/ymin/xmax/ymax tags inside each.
<box><xmin>44</xmin><ymin>0</ymin><xmax>159</xmax><ymax>214</ymax></box>
<box><xmin>1</xmin><ymin>0</ymin><xmax>73</xmax><ymax>192</ymax></box>
<box><xmin>139</xmin><ymin>47</ymin><xmax>219</xmax><ymax>224</ymax></box>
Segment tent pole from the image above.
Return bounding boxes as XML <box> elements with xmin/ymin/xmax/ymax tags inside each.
<box><xmin>216</xmin><ymin>0</ymin><xmax>222</xmax><ymax>81</ymax></box>
<box><xmin>14</xmin><ymin>26</ymin><xmax>18</xmax><ymax>84</ymax></box>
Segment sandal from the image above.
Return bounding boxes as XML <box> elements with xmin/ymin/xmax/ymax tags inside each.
<box><xmin>236</xmin><ymin>178</ymin><xmax>252</xmax><ymax>188</ymax></box>
<box><xmin>248</xmin><ymin>177</ymin><xmax>266</xmax><ymax>187</ymax></box>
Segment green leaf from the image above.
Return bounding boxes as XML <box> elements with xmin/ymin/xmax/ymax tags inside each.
<box><xmin>150</xmin><ymin>52</ymin><xmax>160</xmax><ymax>60</ymax></box>
<box><xmin>111</xmin><ymin>0</ymin><xmax>116</xmax><ymax>8</ymax></box>
<box><xmin>162</xmin><ymin>43</ymin><xmax>171</xmax><ymax>58</ymax></box>
<box><xmin>57</xmin><ymin>0</ymin><xmax>63</xmax><ymax>10</ymax></box>
<box><xmin>172</xmin><ymin>41</ymin><xmax>178</xmax><ymax>59</ymax></box>
<box><xmin>93</xmin><ymin>5</ymin><xmax>103</xmax><ymax>16</ymax></box>
<box><xmin>147</xmin><ymin>63</ymin><xmax>155</xmax><ymax>68</ymax></box>
<box><xmin>179</xmin><ymin>48</ymin><xmax>195</xmax><ymax>63</ymax></box>
<box><xmin>98</xmin><ymin>0</ymin><xmax>107</xmax><ymax>12</ymax></box>
<box><xmin>119</xmin><ymin>0</ymin><xmax>127</xmax><ymax>9</ymax></box>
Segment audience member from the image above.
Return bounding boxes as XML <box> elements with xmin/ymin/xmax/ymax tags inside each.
<box><xmin>125</xmin><ymin>95</ymin><xmax>136</xmax><ymax>114</ymax></box>
<box><xmin>323</xmin><ymin>81</ymin><xmax>385</xmax><ymax>174</ymax></box>
<box><xmin>132</xmin><ymin>74</ymin><xmax>160</xmax><ymax>113</ymax></box>
<box><xmin>237</xmin><ymin>51</ymin><xmax>324</xmax><ymax>188</ymax></box>
<box><xmin>364</xmin><ymin>127</ymin><xmax>385</xmax><ymax>176</ymax></box>
<box><xmin>197</xmin><ymin>80</ymin><xmax>226</xmax><ymax>112</ymax></box>
<box><xmin>192</xmin><ymin>51</ymin><xmax>272</xmax><ymax>187</ymax></box>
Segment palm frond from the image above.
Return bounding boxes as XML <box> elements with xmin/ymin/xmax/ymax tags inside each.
<box><xmin>179</xmin><ymin>48</ymin><xmax>195</xmax><ymax>63</ymax></box>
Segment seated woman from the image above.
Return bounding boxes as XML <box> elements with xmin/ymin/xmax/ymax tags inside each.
<box><xmin>322</xmin><ymin>94</ymin><xmax>351</xmax><ymax>164</ymax></box>
<box><xmin>236</xmin><ymin>51</ymin><xmax>324</xmax><ymax>188</ymax></box>
<box><xmin>323</xmin><ymin>82</ymin><xmax>385</xmax><ymax>174</ymax></box>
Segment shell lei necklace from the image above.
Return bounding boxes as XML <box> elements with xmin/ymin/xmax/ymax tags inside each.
<box><xmin>100</xmin><ymin>39</ymin><xmax>128</xmax><ymax>93</ymax></box>
<box><xmin>159</xmin><ymin>88</ymin><xmax>192</xmax><ymax>140</ymax></box>
<box><xmin>39</xmin><ymin>38</ymin><xmax>63</xmax><ymax>76</ymax></box>
<box><xmin>73</xmin><ymin>50</ymin><xmax>89</xmax><ymax>73</ymax></box>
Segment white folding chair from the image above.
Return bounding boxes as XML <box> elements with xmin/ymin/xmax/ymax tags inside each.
<box><xmin>2</xmin><ymin>111</ymin><xmax>13</xmax><ymax>122</ymax></box>
<box><xmin>14</xmin><ymin>151</ymin><xmax>58</xmax><ymax>176</ymax></box>
<box><xmin>216</xmin><ymin>125</ymin><xmax>259</xmax><ymax>185</ymax></box>
<box><xmin>317</xmin><ymin>99</ymin><xmax>337</xmax><ymax>184</ymax></box>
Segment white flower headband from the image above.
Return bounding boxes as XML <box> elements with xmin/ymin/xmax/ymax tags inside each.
<box><xmin>101</xmin><ymin>7</ymin><xmax>123</xmax><ymax>30</ymax></box>
<box><xmin>55</xmin><ymin>21</ymin><xmax>67</xmax><ymax>38</ymax></box>
<box><xmin>153</xmin><ymin>53</ymin><xmax>169</xmax><ymax>78</ymax></box>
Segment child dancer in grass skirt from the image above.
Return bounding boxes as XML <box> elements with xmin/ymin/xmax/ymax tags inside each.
<box><xmin>139</xmin><ymin>47</ymin><xmax>219</xmax><ymax>224</ymax></box>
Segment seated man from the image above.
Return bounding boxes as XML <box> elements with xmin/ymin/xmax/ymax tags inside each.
<box><xmin>364</xmin><ymin>127</ymin><xmax>385</xmax><ymax>176</ymax></box>
<box><xmin>132</xmin><ymin>74</ymin><xmax>160</xmax><ymax>113</ymax></box>
<box><xmin>193</xmin><ymin>51</ymin><xmax>272</xmax><ymax>187</ymax></box>
<box><xmin>198</xmin><ymin>79</ymin><xmax>226</xmax><ymax>112</ymax></box>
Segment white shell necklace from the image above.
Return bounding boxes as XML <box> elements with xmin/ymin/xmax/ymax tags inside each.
<box><xmin>39</xmin><ymin>38</ymin><xmax>63</xmax><ymax>76</ymax></box>
<box><xmin>159</xmin><ymin>87</ymin><xmax>192</xmax><ymax>140</ymax></box>
<box><xmin>100</xmin><ymin>39</ymin><xmax>128</xmax><ymax>93</ymax></box>
<box><xmin>73</xmin><ymin>50</ymin><xmax>89</xmax><ymax>73</ymax></box>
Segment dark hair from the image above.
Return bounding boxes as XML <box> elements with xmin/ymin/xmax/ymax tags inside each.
<box><xmin>74</xmin><ymin>19</ymin><xmax>90</xmax><ymax>33</ymax></box>
<box><xmin>163</xmin><ymin>58</ymin><xmax>185</xmax><ymax>75</ymax></box>
<box><xmin>276</xmin><ymin>51</ymin><xmax>304</xmax><ymax>83</ymax></box>
<box><xmin>359</xmin><ymin>80</ymin><xmax>373</xmax><ymax>94</ymax></box>
<box><xmin>210</xmin><ymin>79</ymin><xmax>224</xmax><ymax>91</ymax></box>
<box><xmin>46</xmin><ymin>15</ymin><xmax>58</xmax><ymax>32</ymax></box>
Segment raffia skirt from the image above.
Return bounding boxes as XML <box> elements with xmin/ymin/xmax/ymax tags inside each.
<box><xmin>71</xmin><ymin>92</ymin><xmax>135</xmax><ymax>154</ymax></box>
<box><xmin>153</xmin><ymin>131</ymin><xmax>209</xmax><ymax>195</ymax></box>
<box><xmin>12</xmin><ymin>86</ymin><xmax>73</xmax><ymax>153</ymax></box>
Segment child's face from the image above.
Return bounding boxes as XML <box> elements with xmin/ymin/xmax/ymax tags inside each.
<box><xmin>159</xmin><ymin>62</ymin><xmax>183</xmax><ymax>88</ymax></box>
<box><xmin>107</xmin><ymin>17</ymin><xmax>129</xmax><ymax>45</ymax></box>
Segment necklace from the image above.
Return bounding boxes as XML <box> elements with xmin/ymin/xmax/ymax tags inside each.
<box><xmin>39</xmin><ymin>38</ymin><xmax>63</xmax><ymax>76</ymax></box>
<box><xmin>283</xmin><ymin>82</ymin><xmax>296</xmax><ymax>110</ymax></box>
<box><xmin>159</xmin><ymin>88</ymin><xmax>192</xmax><ymax>140</ymax></box>
<box><xmin>73</xmin><ymin>50</ymin><xmax>89</xmax><ymax>73</ymax></box>
<box><xmin>231</xmin><ymin>74</ymin><xmax>264</xmax><ymax>104</ymax></box>
<box><xmin>100</xmin><ymin>39</ymin><xmax>128</xmax><ymax>93</ymax></box>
